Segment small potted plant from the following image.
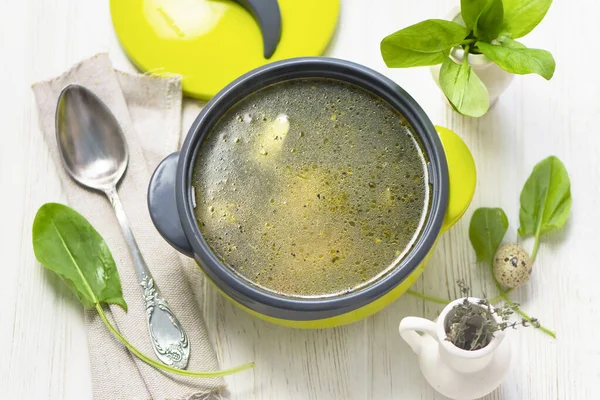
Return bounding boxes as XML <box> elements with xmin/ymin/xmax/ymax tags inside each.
<box><xmin>380</xmin><ymin>0</ymin><xmax>556</xmax><ymax>117</ymax></box>
<box><xmin>444</xmin><ymin>284</ymin><xmax>538</xmax><ymax>350</ymax></box>
<box><xmin>399</xmin><ymin>282</ymin><xmax>538</xmax><ymax>399</ymax></box>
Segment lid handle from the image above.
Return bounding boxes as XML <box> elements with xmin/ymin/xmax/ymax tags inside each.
<box><xmin>233</xmin><ymin>0</ymin><xmax>282</xmax><ymax>59</ymax></box>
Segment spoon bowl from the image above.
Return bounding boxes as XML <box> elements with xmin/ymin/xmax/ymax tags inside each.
<box><xmin>56</xmin><ymin>84</ymin><xmax>128</xmax><ymax>191</ymax></box>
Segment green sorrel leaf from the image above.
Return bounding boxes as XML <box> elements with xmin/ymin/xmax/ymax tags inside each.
<box><xmin>499</xmin><ymin>37</ymin><xmax>526</xmax><ymax>49</ymax></box>
<box><xmin>32</xmin><ymin>203</ymin><xmax>127</xmax><ymax>310</ymax></box>
<box><xmin>381</xmin><ymin>19</ymin><xmax>468</xmax><ymax>59</ymax></box>
<box><xmin>500</xmin><ymin>0</ymin><xmax>553</xmax><ymax>39</ymax></box>
<box><xmin>461</xmin><ymin>0</ymin><xmax>489</xmax><ymax>28</ymax></box>
<box><xmin>478</xmin><ymin>41</ymin><xmax>555</xmax><ymax>80</ymax></box>
<box><xmin>518</xmin><ymin>156</ymin><xmax>571</xmax><ymax>238</ymax></box>
<box><xmin>32</xmin><ymin>203</ymin><xmax>255</xmax><ymax>378</ymax></box>
<box><xmin>439</xmin><ymin>57</ymin><xmax>489</xmax><ymax>117</ymax></box>
<box><xmin>469</xmin><ymin>207</ymin><xmax>509</xmax><ymax>266</ymax></box>
<box><xmin>474</xmin><ymin>0</ymin><xmax>504</xmax><ymax>41</ymax></box>
<box><xmin>380</xmin><ymin>44</ymin><xmax>448</xmax><ymax>68</ymax></box>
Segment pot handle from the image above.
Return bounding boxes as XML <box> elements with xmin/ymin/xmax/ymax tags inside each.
<box><xmin>399</xmin><ymin>317</ymin><xmax>438</xmax><ymax>356</ymax></box>
<box><xmin>148</xmin><ymin>152</ymin><xmax>194</xmax><ymax>258</ymax></box>
<box><xmin>435</xmin><ymin>126</ymin><xmax>477</xmax><ymax>233</ymax></box>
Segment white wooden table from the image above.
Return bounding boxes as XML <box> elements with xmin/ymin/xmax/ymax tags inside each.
<box><xmin>2</xmin><ymin>0</ymin><xmax>597</xmax><ymax>398</ymax></box>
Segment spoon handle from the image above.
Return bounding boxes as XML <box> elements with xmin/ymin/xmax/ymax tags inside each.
<box><xmin>105</xmin><ymin>187</ymin><xmax>190</xmax><ymax>370</ymax></box>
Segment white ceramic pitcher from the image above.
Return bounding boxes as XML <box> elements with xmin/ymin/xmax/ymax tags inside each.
<box><xmin>399</xmin><ymin>298</ymin><xmax>512</xmax><ymax>400</ymax></box>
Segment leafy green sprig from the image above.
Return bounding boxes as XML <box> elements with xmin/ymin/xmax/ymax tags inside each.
<box><xmin>32</xmin><ymin>203</ymin><xmax>254</xmax><ymax>378</ymax></box>
<box><xmin>471</xmin><ymin>156</ymin><xmax>570</xmax><ymax>337</ymax></box>
<box><xmin>380</xmin><ymin>0</ymin><xmax>556</xmax><ymax>117</ymax></box>
<box><xmin>409</xmin><ymin>156</ymin><xmax>571</xmax><ymax>339</ymax></box>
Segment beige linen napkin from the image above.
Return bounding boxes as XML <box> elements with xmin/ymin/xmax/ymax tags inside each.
<box><xmin>33</xmin><ymin>53</ymin><xmax>226</xmax><ymax>400</ymax></box>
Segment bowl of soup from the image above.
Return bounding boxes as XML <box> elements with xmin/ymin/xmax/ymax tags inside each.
<box><xmin>148</xmin><ymin>57</ymin><xmax>476</xmax><ymax>328</ymax></box>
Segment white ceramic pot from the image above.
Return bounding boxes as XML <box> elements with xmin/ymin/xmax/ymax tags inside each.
<box><xmin>399</xmin><ymin>298</ymin><xmax>512</xmax><ymax>400</ymax></box>
<box><xmin>430</xmin><ymin>8</ymin><xmax>514</xmax><ymax>108</ymax></box>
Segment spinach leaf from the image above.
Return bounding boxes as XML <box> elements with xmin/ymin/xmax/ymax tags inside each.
<box><xmin>498</xmin><ymin>37</ymin><xmax>526</xmax><ymax>49</ymax></box>
<box><xmin>381</xmin><ymin>45</ymin><xmax>448</xmax><ymax>68</ymax></box>
<box><xmin>469</xmin><ymin>208</ymin><xmax>509</xmax><ymax>266</ymax></box>
<box><xmin>474</xmin><ymin>0</ymin><xmax>504</xmax><ymax>42</ymax></box>
<box><xmin>32</xmin><ymin>203</ymin><xmax>127</xmax><ymax>310</ymax></box>
<box><xmin>478</xmin><ymin>41</ymin><xmax>555</xmax><ymax>80</ymax></box>
<box><xmin>501</xmin><ymin>0</ymin><xmax>553</xmax><ymax>39</ymax></box>
<box><xmin>519</xmin><ymin>156</ymin><xmax>571</xmax><ymax>238</ymax></box>
<box><xmin>461</xmin><ymin>0</ymin><xmax>489</xmax><ymax>29</ymax></box>
<box><xmin>381</xmin><ymin>19</ymin><xmax>468</xmax><ymax>55</ymax></box>
<box><xmin>32</xmin><ymin>203</ymin><xmax>254</xmax><ymax>378</ymax></box>
<box><xmin>439</xmin><ymin>56</ymin><xmax>489</xmax><ymax>117</ymax></box>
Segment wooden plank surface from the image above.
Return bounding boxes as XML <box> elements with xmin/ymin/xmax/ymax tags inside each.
<box><xmin>1</xmin><ymin>0</ymin><xmax>597</xmax><ymax>398</ymax></box>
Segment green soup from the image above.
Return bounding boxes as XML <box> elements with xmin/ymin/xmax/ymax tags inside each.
<box><xmin>191</xmin><ymin>78</ymin><xmax>430</xmax><ymax>298</ymax></box>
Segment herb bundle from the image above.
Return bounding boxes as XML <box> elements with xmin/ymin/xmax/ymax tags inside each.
<box><xmin>380</xmin><ymin>0</ymin><xmax>556</xmax><ymax>117</ymax></box>
<box><xmin>446</xmin><ymin>281</ymin><xmax>538</xmax><ymax>350</ymax></box>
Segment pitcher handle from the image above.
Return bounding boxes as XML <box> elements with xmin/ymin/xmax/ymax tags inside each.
<box><xmin>435</xmin><ymin>126</ymin><xmax>477</xmax><ymax>232</ymax></box>
<box><xmin>399</xmin><ymin>317</ymin><xmax>439</xmax><ymax>356</ymax></box>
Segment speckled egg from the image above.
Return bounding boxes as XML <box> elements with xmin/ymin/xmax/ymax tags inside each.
<box><xmin>493</xmin><ymin>243</ymin><xmax>533</xmax><ymax>289</ymax></box>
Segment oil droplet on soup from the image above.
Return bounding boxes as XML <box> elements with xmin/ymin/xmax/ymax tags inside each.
<box><xmin>192</xmin><ymin>78</ymin><xmax>430</xmax><ymax>298</ymax></box>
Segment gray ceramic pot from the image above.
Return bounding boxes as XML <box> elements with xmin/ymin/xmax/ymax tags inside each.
<box><xmin>148</xmin><ymin>57</ymin><xmax>454</xmax><ymax>328</ymax></box>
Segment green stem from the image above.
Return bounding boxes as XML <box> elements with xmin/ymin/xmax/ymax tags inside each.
<box><xmin>489</xmin><ymin>288</ymin><xmax>513</xmax><ymax>304</ymax></box>
<box><xmin>512</xmin><ymin>307</ymin><xmax>556</xmax><ymax>338</ymax></box>
<box><xmin>491</xmin><ymin>278</ymin><xmax>556</xmax><ymax>339</ymax></box>
<box><xmin>407</xmin><ymin>290</ymin><xmax>450</xmax><ymax>305</ymax></box>
<box><xmin>530</xmin><ymin>235</ymin><xmax>541</xmax><ymax>262</ymax></box>
<box><xmin>95</xmin><ymin>304</ymin><xmax>254</xmax><ymax>377</ymax></box>
<box><xmin>461</xmin><ymin>39</ymin><xmax>477</xmax><ymax>46</ymax></box>
<box><xmin>488</xmin><ymin>295</ymin><xmax>502</xmax><ymax>303</ymax></box>
<box><xmin>463</xmin><ymin>45</ymin><xmax>471</xmax><ymax>63</ymax></box>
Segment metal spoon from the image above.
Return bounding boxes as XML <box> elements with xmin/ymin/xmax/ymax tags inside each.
<box><xmin>56</xmin><ymin>84</ymin><xmax>190</xmax><ymax>369</ymax></box>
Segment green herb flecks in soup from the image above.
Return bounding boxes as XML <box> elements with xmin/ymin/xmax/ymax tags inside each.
<box><xmin>192</xmin><ymin>78</ymin><xmax>430</xmax><ymax>298</ymax></box>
